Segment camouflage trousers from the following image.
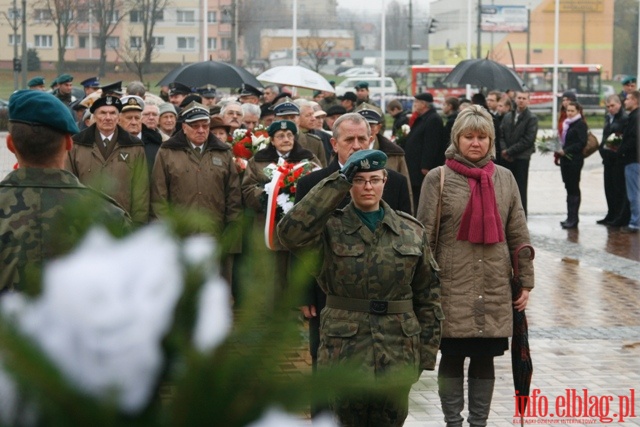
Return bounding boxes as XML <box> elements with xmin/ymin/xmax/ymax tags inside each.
<box><xmin>329</xmin><ymin>384</ymin><xmax>412</xmax><ymax>427</ymax></box>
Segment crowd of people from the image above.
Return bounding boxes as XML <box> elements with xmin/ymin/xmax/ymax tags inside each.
<box><xmin>3</xmin><ymin>69</ymin><xmax>638</xmax><ymax>426</ymax></box>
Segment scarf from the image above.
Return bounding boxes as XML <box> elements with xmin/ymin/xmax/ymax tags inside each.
<box><xmin>354</xmin><ymin>207</ymin><xmax>385</xmax><ymax>233</ymax></box>
<box><xmin>561</xmin><ymin>114</ymin><xmax>582</xmax><ymax>146</ymax></box>
<box><xmin>445</xmin><ymin>158</ymin><xmax>505</xmax><ymax>244</ymax></box>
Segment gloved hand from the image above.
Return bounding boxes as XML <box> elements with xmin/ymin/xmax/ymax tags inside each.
<box><xmin>339</xmin><ymin>149</ymin><xmax>388</xmax><ymax>183</ymax></box>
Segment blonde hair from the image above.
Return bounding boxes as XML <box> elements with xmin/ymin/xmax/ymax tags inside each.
<box><xmin>450</xmin><ymin>105</ymin><xmax>495</xmax><ymax>150</ymax></box>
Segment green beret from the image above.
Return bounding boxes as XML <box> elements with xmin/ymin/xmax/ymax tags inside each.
<box><xmin>622</xmin><ymin>75</ymin><xmax>637</xmax><ymax>85</ymax></box>
<box><xmin>354</xmin><ymin>81</ymin><xmax>369</xmax><ymax>90</ymax></box>
<box><xmin>9</xmin><ymin>90</ymin><xmax>79</xmax><ymax>135</ymax></box>
<box><xmin>27</xmin><ymin>76</ymin><xmax>45</xmax><ymax>87</ymax></box>
<box><xmin>56</xmin><ymin>73</ymin><xmax>73</xmax><ymax>84</ymax></box>
<box><xmin>343</xmin><ymin>149</ymin><xmax>387</xmax><ymax>172</ymax></box>
<box><xmin>268</xmin><ymin>120</ymin><xmax>298</xmax><ymax>137</ymax></box>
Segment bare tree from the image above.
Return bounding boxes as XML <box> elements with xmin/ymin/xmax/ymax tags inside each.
<box><xmin>129</xmin><ymin>0</ymin><xmax>170</xmax><ymax>73</ymax></box>
<box><xmin>298</xmin><ymin>36</ymin><xmax>335</xmax><ymax>72</ymax></box>
<box><xmin>33</xmin><ymin>0</ymin><xmax>77</xmax><ymax>74</ymax></box>
<box><xmin>93</xmin><ymin>0</ymin><xmax>128</xmax><ymax>77</ymax></box>
<box><xmin>385</xmin><ymin>1</ymin><xmax>410</xmax><ymax>51</ymax></box>
<box><xmin>113</xmin><ymin>30</ymin><xmax>148</xmax><ymax>82</ymax></box>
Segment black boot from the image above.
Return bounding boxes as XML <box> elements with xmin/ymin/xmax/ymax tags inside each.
<box><xmin>561</xmin><ymin>195</ymin><xmax>581</xmax><ymax>229</ymax></box>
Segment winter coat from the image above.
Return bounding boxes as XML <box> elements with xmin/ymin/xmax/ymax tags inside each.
<box><xmin>416</xmin><ymin>164</ymin><xmax>534</xmax><ymax>339</ymax></box>
<box><xmin>599</xmin><ymin>108</ymin><xmax>628</xmax><ymax>164</ymax></box>
<box><xmin>140</xmin><ymin>124</ymin><xmax>164</xmax><ymax>176</ymax></box>
<box><xmin>68</xmin><ymin>124</ymin><xmax>149</xmax><ymax>225</ymax></box>
<box><xmin>373</xmin><ymin>134</ymin><xmax>414</xmax><ymax>212</ymax></box>
<box><xmin>560</xmin><ymin>119</ymin><xmax>587</xmax><ymax>166</ymax></box>
<box><xmin>618</xmin><ymin>108</ymin><xmax>639</xmax><ymax>165</ymax></box>
<box><xmin>403</xmin><ymin>108</ymin><xmax>446</xmax><ymax>188</ymax></box>
<box><xmin>500</xmin><ymin>108</ymin><xmax>538</xmax><ymax>160</ymax></box>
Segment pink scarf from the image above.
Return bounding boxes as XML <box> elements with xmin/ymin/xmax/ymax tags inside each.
<box><xmin>445</xmin><ymin>159</ymin><xmax>505</xmax><ymax>244</ymax></box>
<box><xmin>561</xmin><ymin>113</ymin><xmax>582</xmax><ymax>146</ymax></box>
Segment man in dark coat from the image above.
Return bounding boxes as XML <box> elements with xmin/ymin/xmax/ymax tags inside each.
<box><xmin>119</xmin><ymin>95</ymin><xmax>164</xmax><ymax>175</ymax></box>
<box><xmin>403</xmin><ymin>92</ymin><xmax>446</xmax><ymax>209</ymax></box>
<box><xmin>294</xmin><ymin>114</ymin><xmax>412</xmax><ymax>417</ymax></box>
<box><xmin>617</xmin><ymin>90</ymin><xmax>640</xmax><ymax>233</ymax></box>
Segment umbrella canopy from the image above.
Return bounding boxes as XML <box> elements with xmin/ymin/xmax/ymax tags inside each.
<box><xmin>257</xmin><ymin>66</ymin><xmax>334</xmax><ymax>93</ymax></box>
<box><xmin>443</xmin><ymin>59</ymin><xmax>528</xmax><ymax>91</ymax></box>
<box><xmin>511</xmin><ymin>243</ymin><xmax>535</xmax><ymax>427</ymax></box>
<box><xmin>157</xmin><ymin>60</ymin><xmax>263</xmax><ymax>89</ymax></box>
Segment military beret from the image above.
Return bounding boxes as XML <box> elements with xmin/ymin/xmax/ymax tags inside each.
<box><xmin>90</xmin><ymin>95</ymin><xmax>123</xmax><ymax>114</ymax></box>
<box><xmin>27</xmin><ymin>76</ymin><xmax>45</xmax><ymax>88</ymax></box>
<box><xmin>344</xmin><ymin>149</ymin><xmax>387</xmax><ymax>172</ymax></box>
<box><xmin>180</xmin><ymin>101</ymin><xmax>210</xmax><ymax>123</ymax></box>
<box><xmin>415</xmin><ymin>92</ymin><xmax>434</xmax><ymax>103</ymax></box>
<box><xmin>197</xmin><ymin>84</ymin><xmax>217</xmax><ymax>98</ymax></box>
<box><xmin>120</xmin><ymin>95</ymin><xmax>145</xmax><ymax>112</ymax></box>
<box><xmin>357</xmin><ymin>106</ymin><xmax>382</xmax><ymax>123</ymax></box>
<box><xmin>50</xmin><ymin>77</ymin><xmax>59</xmax><ymax>88</ymax></box>
<box><xmin>326</xmin><ymin>105</ymin><xmax>347</xmax><ymax>116</ymax></box>
<box><xmin>272</xmin><ymin>98</ymin><xmax>300</xmax><ymax>116</ymax></box>
<box><xmin>180</xmin><ymin>94</ymin><xmax>203</xmax><ymax>109</ymax></box>
<box><xmin>56</xmin><ymin>73</ymin><xmax>73</xmax><ymax>84</ymax></box>
<box><xmin>328</xmin><ymin>80</ymin><xmax>336</xmax><ymax>87</ymax></box>
<box><xmin>80</xmin><ymin>76</ymin><xmax>100</xmax><ymax>88</ymax></box>
<box><xmin>313</xmin><ymin>90</ymin><xmax>322</xmax><ymax>97</ymax></box>
<box><xmin>159</xmin><ymin>103</ymin><xmax>177</xmax><ymax>117</ymax></box>
<box><xmin>268</xmin><ymin>120</ymin><xmax>298</xmax><ymax>137</ymax></box>
<box><xmin>100</xmin><ymin>81</ymin><xmax>124</xmax><ymax>96</ymax></box>
<box><xmin>622</xmin><ymin>75</ymin><xmax>637</xmax><ymax>85</ymax></box>
<box><xmin>561</xmin><ymin>91</ymin><xmax>577</xmax><ymax>101</ymax></box>
<box><xmin>210</xmin><ymin>116</ymin><xmax>230</xmax><ymax>132</ymax></box>
<box><xmin>9</xmin><ymin>90</ymin><xmax>79</xmax><ymax>135</ymax></box>
<box><xmin>169</xmin><ymin>81</ymin><xmax>193</xmax><ymax>96</ymax></box>
<box><xmin>354</xmin><ymin>81</ymin><xmax>369</xmax><ymax>90</ymax></box>
<box><xmin>338</xmin><ymin>92</ymin><xmax>357</xmax><ymax>103</ymax></box>
<box><xmin>239</xmin><ymin>83</ymin><xmax>263</xmax><ymax>98</ymax></box>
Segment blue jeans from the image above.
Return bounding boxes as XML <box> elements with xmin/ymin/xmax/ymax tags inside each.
<box><xmin>625</xmin><ymin>162</ymin><xmax>640</xmax><ymax>229</ymax></box>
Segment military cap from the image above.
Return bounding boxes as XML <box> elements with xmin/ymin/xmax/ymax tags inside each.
<box><xmin>180</xmin><ymin>101</ymin><xmax>210</xmax><ymax>123</ymax></box>
<box><xmin>326</xmin><ymin>105</ymin><xmax>347</xmax><ymax>116</ymax></box>
<box><xmin>120</xmin><ymin>95</ymin><xmax>145</xmax><ymax>112</ymax></box>
<box><xmin>209</xmin><ymin>105</ymin><xmax>222</xmax><ymax>116</ymax></box>
<box><xmin>622</xmin><ymin>75</ymin><xmax>637</xmax><ymax>85</ymax></box>
<box><xmin>197</xmin><ymin>84</ymin><xmax>217</xmax><ymax>98</ymax></box>
<box><xmin>271</xmin><ymin>91</ymin><xmax>292</xmax><ymax>105</ymax></box>
<box><xmin>415</xmin><ymin>92</ymin><xmax>434</xmax><ymax>103</ymax></box>
<box><xmin>338</xmin><ymin>91</ymin><xmax>357</xmax><ymax>103</ymax></box>
<box><xmin>354</xmin><ymin>81</ymin><xmax>369</xmax><ymax>90</ymax></box>
<box><xmin>27</xmin><ymin>76</ymin><xmax>45</xmax><ymax>88</ymax></box>
<box><xmin>357</xmin><ymin>106</ymin><xmax>382</xmax><ymax>123</ymax></box>
<box><xmin>210</xmin><ymin>116</ymin><xmax>231</xmax><ymax>132</ymax></box>
<box><xmin>80</xmin><ymin>76</ymin><xmax>100</xmax><ymax>88</ymax></box>
<box><xmin>343</xmin><ymin>149</ymin><xmax>387</xmax><ymax>172</ymax></box>
<box><xmin>272</xmin><ymin>98</ymin><xmax>300</xmax><ymax>116</ymax></box>
<box><xmin>268</xmin><ymin>120</ymin><xmax>298</xmax><ymax>137</ymax></box>
<box><xmin>179</xmin><ymin>94</ymin><xmax>203</xmax><ymax>109</ymax></box>
<box><xmin>56</xmin><ymin>73</ymin><xmax>74</xmax><ymax>84</ymax></box>
<box><xmin>90</xmin><ymin>95</ymin><xmax>123</xmax><ymax>114</ymax></box>
<box><xmin>69</xmin><ymin>99</ymin><xmax>87</xmax><ymax>112</ymax></box>
<box><xmin>260</xmin><ymin>104</ymin><xmax>275</xmax><ymax>119</ymax></box>
<box><xmin>239</xmin><ymin>83</ymin><xmax>263</xmax><ymax>98</ymax></box>
<box><xmin>9</xmin><ymin>90</ymin><xmax>79</xmax><ymax>135</ymax></box>
<box><xmin>100</xmin><ymin>81</ymin><xmax>124</xmax><ymax>96</ymax></box>
<box><xmin>158</xmin><ymin>103</ymin><xmax>177</xmax><ymax>117</ymax></box>
<box><xmin>169</xmin><ymin>81</ymin><xmax>193</xmax><ymax>96</ymax></box>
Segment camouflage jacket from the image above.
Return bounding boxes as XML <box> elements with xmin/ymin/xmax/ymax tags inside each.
<box><xmin>278</xmin><ymin>172</ymin><xmax>443</xmax><ymax>373</ymax></box>
<box><xmin>0</xmin><ymin>168</ymin><xmax>130</xmax><ymax>293</ymax></box>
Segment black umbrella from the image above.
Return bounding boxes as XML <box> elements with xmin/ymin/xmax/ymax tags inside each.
<box><xmin>511</xmin><ymin>243</ymin><xmax>535</xmax><ymax>427</ymax></box>
<box><xmin>157</xmin><ymin>60</ymin><xmax>263</xmax><ymax>89</ymax></box>
<box><xmin>443</xmin><ymin>58</ymin><xmax>528</xmax><ymax>91</ymax></box>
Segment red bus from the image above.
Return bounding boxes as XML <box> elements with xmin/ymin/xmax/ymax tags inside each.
<box><xmin>411</xmin><ymin>63</ymin><xmax>602</xmax><ymax>108</ymax></box>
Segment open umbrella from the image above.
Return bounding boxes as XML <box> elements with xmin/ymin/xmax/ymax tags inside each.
<box><xmin>443</xmin><ymin>58</ymin><xmax>527</xmax><ymax>91</ymax></box>
<box><xmin>511</xmin><ymin>243</ymin><xmax>535</xmax><ymax>427</ymax></box>
<box><xmin>257</xmin><ymin>65</ymin><xmax>334</xmax><ymax>93</ymax></box>
<box><xmin>157</xmin><ymin>60</ymin><xmax>263</xmax><ymax>89</ymax></box>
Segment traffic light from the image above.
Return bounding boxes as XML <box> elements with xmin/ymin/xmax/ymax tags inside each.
<box><xmin>428</xmin><ymin>18</ymin><xmax>438</xmax><ymax>34</ymax></box>
<box><xmin>13</xmin><ymin>57</ymin><xmax>21</xmax><ymax>72</ymax></box>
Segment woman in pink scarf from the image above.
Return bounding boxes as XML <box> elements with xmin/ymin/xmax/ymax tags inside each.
<box><xmin>417</xmin><ymin>106</ymin><xmax>534</xmax><ymax>427</ymax></box>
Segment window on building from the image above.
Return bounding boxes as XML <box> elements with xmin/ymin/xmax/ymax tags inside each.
<box><xmin>108</xmin><ymin>10</ymin><xmax>119</xmax><ymax>23</ymax></box>
<box><xmin>130</xmin><ymin>10</ymin><xmax>142</xmax><ymax>23</ymax></box>
<box><xmin>207</xmin><ymin>37</ymin><xmax>217</xmax><ymax>50</ymax></box>
<box><xmin>65</xmin><ymin>35</ymin><xmax>74</xmax><ymax>48</ymax></box>
<box><xmin>221</xmin><ymin>8</ymin><xmax>232</xmax><ymax>23</ymax></box>
<box><xmin>8</xmin><ymin>8</ymin><xmax>21</xmax><ymax>20</ymax></box>
<box><xmin>60</xmin><ymin>10</ymin><xmax>73</xmax><ymax>21</ymax></box>
<box><xmin>79</xmin><ymin>36</ymin><xmax>98</xmax><ymax>49</ymax></box>
<box><xmin>34</xmin><ymin>35</ymin><xmax>53</xmax><ymax>48</ymax></box>
<box><xmin>106</xmin><ymin>36</ymin><xmax>119</xmax><ymax>48</ymax></box>
<box><xmin>130</xmin><ymin>36</ymin><xmax>143</xmax><ymax>49</ymax></box>
<box><xmin>221</xmin><ymin>38</ymin><xmax>231</xmax><ymax>50</ymax></box>
<box><xmin>177</xmin><ymin>10</ymin><xmax>195</xmax><ymax>23</ymax></box>
<box><xmin>152</xmin><ymin>36</ymin><xmax>165</xmax><ymax>48</ymax></box>
<box><xmin>177</xmin><ymin>37</ymin><xmax>195</xmax><ymax>50</ymax></box>
<box><xmin>9</xmin><ymin>34</ymin><xmax>21</xmax><ymax>46</ymax></box>
<box><xmin>154</xmin><ymin>10</ymin><xmax>164</xmax><ymax>21</ymax></box>
<box><xmin>207</xmin><ymin>11</ymin><xmax>217</xmax><ymax>23</ymax></box>
<box><xmin>34</xmin><ymin>9</ymin><xmax>52</xmax><ymax>22</ymax></box>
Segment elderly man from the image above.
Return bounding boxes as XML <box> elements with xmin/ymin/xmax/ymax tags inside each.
<box><xmin>241</xmin><ymin>103</ymin><xmax>261</xmax><ymax>131</ymax></box>
<box><xmin>1</xmin><ymin>90</ymin><xmax>129</xmax><ymax>292</ymax></box>
<box><xmin>158</xmin><ymin>103</ymin><xmax>177</xmax><ymax>140</ymax></box>
<box><xmin>120</xmin><ymin>96</ymin><xmax>163</xmax><ymax>175</ymax></box>
<box><xmin>67</xmin><ymin>95</ymin><xmax>149</xmax><ymax>225</ymax></box>
<box><xmin>142</xmin><ymin>103</ymin><xmax>161</xmax><ymax>131</ymax></box>
<box><xmin>221</xmin><ymin>100</ymin><xmax>244</xmax><ymax>133</ymax></box>
<box><xmin>151</xmin><ymin>102</ymin><xmax>243</xmax><ymax>283</ymax></box>
<box><xmin>273</xmin><ymin>99</ymin><xmax>327</xmax><ymax>167</ymax></box>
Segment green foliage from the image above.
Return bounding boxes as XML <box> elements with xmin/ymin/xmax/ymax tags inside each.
<box><xmin>613</xmin><ymin>0</ymin><xmax>639</xmax><ymax>76</ymax></box>
<box><xmin>27</xmin><ymin>49</ymin><xmax>41</xmax><ymax>72</ymax></box>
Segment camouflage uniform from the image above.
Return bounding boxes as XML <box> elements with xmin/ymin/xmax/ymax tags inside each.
<box><xmin>0</xmin><ymin>168</ymin><xmax>129</xmax><ymax>293</ymax></box>
<box><xmin>278</xmin><ymin>172</ymin><xmax>443</xmax><ymax>426</ymax></box>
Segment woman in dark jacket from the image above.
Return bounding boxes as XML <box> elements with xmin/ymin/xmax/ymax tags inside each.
<box><xmin>556</xmin><ymin>101</ymin><xmax>588</xmax><ymax>229</ymax></box>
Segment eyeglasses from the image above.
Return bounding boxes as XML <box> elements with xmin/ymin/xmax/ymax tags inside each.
<box><xmin>352</xmin><ymin>177</ymin><xmax>385</xmax><ymax>187</ymax></box>
<box><xmin>185</xmin><ymin>122</ymin><xmax>210</xmax><ymax>130</ymax></box>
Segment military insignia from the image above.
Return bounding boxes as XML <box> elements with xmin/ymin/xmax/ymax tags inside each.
<box><xmin>106</xmin><ymin>96</ymin><xmax>113</xmax><ymax>105</ymax></box>
<box><xmin>280</xmin><ymin>122</ymin><xmax>287</xmax><ymax>130</ymax></box>
<box><xmin>127</xmin><ymin>98</ymin><xmax>137</xmax><ymax>105</ymax></box>
<box><xmin>212</xmin><ymin>157</ymin><xmax>222</xmax><ymax>166</ymax></box>
<box><xmin>360</xmin><ymin>158</ymin><xmax>370</xmax><ymax>169</ymax></box>
<box><xmin>119</xmin><ymin>153</ymin><xmax>129</xmax><ymax>161</ymax></box>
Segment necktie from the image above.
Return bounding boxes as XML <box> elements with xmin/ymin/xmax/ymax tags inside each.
<box><xmin>195</xmin><ymin>146</ymin><xmax>202</xmax><ymax>156</ymax></box>
<box><xmin>103</xmin><ymin>137</ymin><xmax>110</xmax><ymax>147</ymax></box>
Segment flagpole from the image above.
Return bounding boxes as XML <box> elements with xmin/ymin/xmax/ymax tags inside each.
<box><xmin>551</xmin><ymin>0</ymin><xmax>559</xmax><ymax>132</ymax></box>
<box><xmin>292</xmin><ymin>0</ymin><xmax>297</xmax><ymax>66</ymax></box>
<box><xmin>381</xmin><ymin>0</ymin><xmax>386</xmax><ymax>112</ymax></box>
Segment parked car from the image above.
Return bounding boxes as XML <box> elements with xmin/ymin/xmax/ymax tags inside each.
<box><xmin>335</xmin><ymin>77</ymin><xmax>398</xmax><ymax>97</ymax></box>
<box><xmin>337</xmin><ymin>67</ymin><xmax>379</xmax><ymax>77</ymax></box>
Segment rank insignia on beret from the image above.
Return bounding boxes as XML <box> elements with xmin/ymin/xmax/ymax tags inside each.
<box><xmin>280</xmin><ymin>122</ymin><xmax>287</xmax><ymax>129</ymax></box>
<box><xmin>106</xmin><ymin>96</ymin><xmax>114</xmax><ymax>105</ymax></box>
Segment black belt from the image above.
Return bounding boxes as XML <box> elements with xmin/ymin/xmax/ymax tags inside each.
<box><xmin>326</xmin><ymin>295</ymin><xmax>413</xmax><ymax>315</ymax></box>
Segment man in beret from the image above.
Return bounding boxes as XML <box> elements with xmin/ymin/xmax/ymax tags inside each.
<box><xmin>1</xmin><ymin>90</ymin><xmax>129</xmax><ymax>292</ymax></box>
<box><xmin>238</xmin><ymin>83</ymin><xmax>263</xmax><ymax>105</ymax></box>
<box><xmin>158</xmin><ymin>103</ymin><xmax>178</xmax><ymax>140</ymax></box>
<box><xmin>80</xmin><ymin>77</ymin><xmax>101</xmax><ymax>96</ymax></box>
<box><xmin>619</xmin><ymin>75</ymin><xmax>637</xmax><ymax>101</ymax></box>
<box><xmin>404</xmin><ymin>92</ymin><xmax>446</xmax><ymax>208</ymax></box>
<box><xmin>55</xmin><ymin>73</ymin><xmax>76</xmax><ymax>106</ymax></box>
<box><xmin>151</xmin><ymin>101</ymin><xmax>242</xmax><ymax>285</ymax></box>
<box><xmin>274</xmin><ymin>99</ymin><xmax>327</xmax><ymax>167</ymax></box>
<box><xmin>27</xmin><ymin>76</ymin><xmax>46</xmax><ymax>91</ymax></box>
<box><xmin>279</xmin><ymin>146</ymin><xmax>440</xmax><ymax>426</ymax></box>
<box><xmin>119</xmin><ymin>95</ymin><xmax>163</xmax><ymax>175</ymax></box>
<box><xmin>168</xmin><ymin>82</ymin><xmax>193</xmax><ymax>108</ymax></box>
<box><xmin>338</xmin><ymin>91</ymin><xmax>357</xmax><ymax>113</ymax></box>
<box><xmin>66</xmin><ymin>95</ymin><xmax>149</xmax><ymax>225</ymax></box>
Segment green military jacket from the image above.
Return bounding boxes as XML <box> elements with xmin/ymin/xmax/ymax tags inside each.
<box><xmin>0</xmin><ymin>168</ymin><xmax>130</xmax><ymax>293</ymax></box>
<box><xmin>278</xmin><ymin>172</ymin><xmax>443</xmax><ymax>374</ymax></box>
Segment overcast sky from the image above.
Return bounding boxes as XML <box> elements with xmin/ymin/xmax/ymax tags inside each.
<box><xmin>336</xmin><ymin>0</ymin><xmax>432</xmax><ymax>15</ymax></box>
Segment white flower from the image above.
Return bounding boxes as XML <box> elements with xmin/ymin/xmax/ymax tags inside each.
<box><xmin>401</xmin><ymin>124</ymin><xmax>410</xmax><ymax>134</ymax></box>
<box><xmin>277</xmin><ymin>193</ymin><xmax>294</xmax><ymax>214</ymax></box>
<box><xmin>246</xmin><ymin>407</ymin><xmax>337</xmax><ymax>427</ymax></box>
<box><xmin>232</xmin><ymin>128</ymin><xmax>248</xmax><ymax>140</ymax></box>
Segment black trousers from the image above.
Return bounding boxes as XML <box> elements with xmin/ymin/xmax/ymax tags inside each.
<box><xmin>603</xmin><ymin>156</ymin><xmax>629</xmax><ymax>219</ymax></box>
<box><xmin>560</xmin><ymin>160</ymin><xmax>583</xmax><ymax>197</ymax></box>
<box><xmin>503</xmin><ymin>158</ymin><xmax>531</xmax><ymax>215</ymax></box>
